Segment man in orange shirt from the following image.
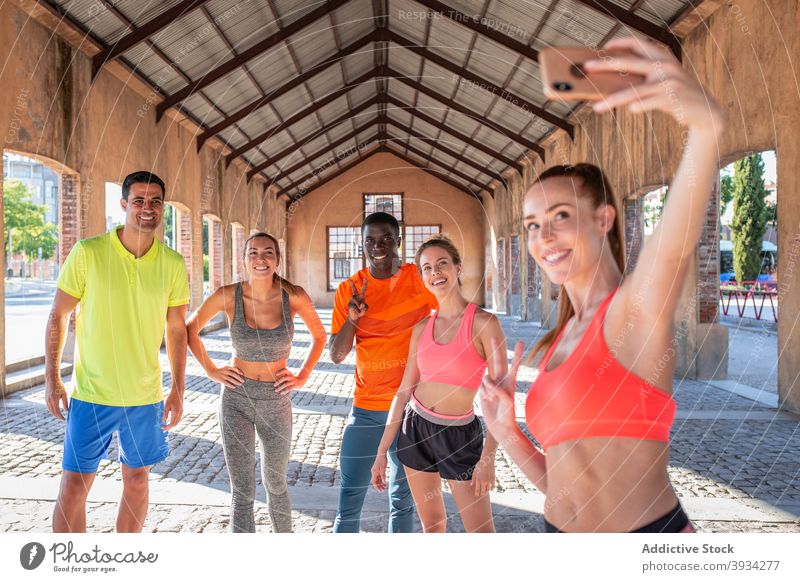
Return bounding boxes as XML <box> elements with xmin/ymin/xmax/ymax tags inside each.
<box><xmin>329</xmin><ymin>212</ymin><xmax>437</xmax><ymax>532</ymax></box>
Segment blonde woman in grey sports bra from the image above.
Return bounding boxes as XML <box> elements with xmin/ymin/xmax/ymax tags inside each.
<box><xmin>187</xmin><ymin>232</ymin><xmax>326</xmax><ymax>532</ymax></box>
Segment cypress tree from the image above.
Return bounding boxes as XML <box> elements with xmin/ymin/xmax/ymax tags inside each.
<box><xmin>731</xmin><ymin>154</ymin><xmax>767</xmax><ymax>282</ymax></box>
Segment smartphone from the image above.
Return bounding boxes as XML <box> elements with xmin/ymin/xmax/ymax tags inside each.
<box><xmin>539</xmin><ymin>47</ymin><xmax>646</xmax><ymax>102</ymax></box>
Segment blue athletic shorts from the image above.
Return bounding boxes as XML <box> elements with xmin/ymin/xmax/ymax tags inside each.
<box><xmin>62</xmin><ymin>398</ymin><xmax>169</xmax><ymax>473</ymax></box>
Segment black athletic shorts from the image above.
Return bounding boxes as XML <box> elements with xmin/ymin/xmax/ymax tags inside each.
<box><xmin>396</xmin><ymin>396</ymin><xmax>483</xmax><ymax>481</ymax></box>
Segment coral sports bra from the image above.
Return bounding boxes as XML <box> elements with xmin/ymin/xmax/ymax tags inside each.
<box><xmin>417</xmin><ymin>303</ymin><xmax>487</xmax><ymax>390</ymax></box>
<box><xmin>525</xmin><ymin>290</ymin><xmax>677</xmax><ymax>451</ymax></box>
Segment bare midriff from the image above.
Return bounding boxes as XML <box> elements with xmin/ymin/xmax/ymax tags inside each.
<box><xmin>413</xmin><ymin>381</ymin><xmax>478</xmax><ymax>415</ymax></box>
<box><xmin>232</xmin><ymin>357</ymin><xmax>288</xmax><ymax>382</ymax></box>
<box><xmin>542</xmin><ymin>438</ymin><xmax>680</xmax><ymax>532</ymax></box>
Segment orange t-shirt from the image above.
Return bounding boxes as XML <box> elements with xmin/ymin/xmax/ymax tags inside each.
<box><xmin>331</xmin><ymin>264</ymin><xmax>438</xmax><ymax>411</ymax></box>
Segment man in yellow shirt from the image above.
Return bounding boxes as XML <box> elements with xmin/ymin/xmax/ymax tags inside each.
<box><xmin>44</xmin><ymin>171</ymin><xmax>189</xmax><ymax>532</ymax></box>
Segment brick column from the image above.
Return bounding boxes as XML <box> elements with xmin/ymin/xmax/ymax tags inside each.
<box><xmin>510</xmin><ymin>235</ymin><xmax>521</xmax><ymax>316</ymax></box>
<box><xmin>210</xmin><ymin>219</ymin><xmax>223</xmax><ymax>291</ymax></box>
<box><xmin>59</xmin><ymin>174</ymin><xmax>81</xmax><ymax>264</ymax></box>
<box><xmin>697</xmin><ymin>179</ymin><xmax>720</xmax><ymax>324</ymax></box>
<box><xmin>496</xmin><ymin>238</ymin><xmax>506</xmax><ymax>313</ymax></box>
<box><xmin>231</xmin><ymin>224</ymin><xmax>245</xmax><ymax>282</ymax></box>
<box><xmin>484</xmin><ymin>242</ymin><xmax>493</xmax><ymax>309</ymax></box>
<box><xmin>525</xmin><ymin>249</ymin><xmax>542</xmax><ymax>322</ymax></box>
<box><xmin>175</xmin><ymin>209</ymin><xmax>198</xmax><ymax>308</ymax></box>
<box><xmin>624</xmin><ymin>196</ymin><xmax>644</xmax><ymax>274</ymax></box>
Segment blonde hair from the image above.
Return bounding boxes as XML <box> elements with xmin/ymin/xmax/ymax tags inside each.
<box><xmin>414</xmin><ymin>234</ymin><xmax>463</xmax><ymax>287</ymax></box>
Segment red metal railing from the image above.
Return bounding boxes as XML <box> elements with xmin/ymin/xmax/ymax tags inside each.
<box><xmin>719</xmin><ymin>281</ymin><xmax>778</xmax><ymax>322</ymax></box>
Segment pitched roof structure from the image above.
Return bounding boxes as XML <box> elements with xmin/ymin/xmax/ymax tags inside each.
<box><xmin>41</xmin><ymin>0</ymin><xmax>703</xmax><ymax>199</ymax></box>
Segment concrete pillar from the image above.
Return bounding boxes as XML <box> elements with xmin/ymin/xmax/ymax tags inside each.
<box><xmin>776</xmin><ymin>131</ymin><xmax>800</xmax><ymax>413</ymax></box>
<box><xmin>624</xmin><ymin>196</ymin><xmax>645</xmax><ymax>274</ymax></box>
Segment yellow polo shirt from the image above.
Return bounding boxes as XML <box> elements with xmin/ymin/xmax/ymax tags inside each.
<box><xmin>57</xmin><ymin>226</ymin><xmax>190</xmax><ymax>406</ymax></box>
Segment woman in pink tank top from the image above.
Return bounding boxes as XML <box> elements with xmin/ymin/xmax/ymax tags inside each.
<box><xmin>370</xmin><ymin>236</ymin><xmax>508</xmax><ymax>532</ymax></box>
<box><xmin>479</xmin><ymin>38</ymin><xmax>724</xmax><ymax>532</ymax></box>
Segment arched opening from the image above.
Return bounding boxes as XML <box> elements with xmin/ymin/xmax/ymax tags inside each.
<box><xmin>104</xmin><ymin>182</ymin><xmax>125</xmax><ymax>232</ymax></box>
<box><xmin>2</xmin><ymin>149</ymin><xmax>79</xmax><ymax>394</ymax></box>
<box><xmin>718</xmin><ymin>150</ymin><xmax>779</xmax><ymax>403</ymax></box>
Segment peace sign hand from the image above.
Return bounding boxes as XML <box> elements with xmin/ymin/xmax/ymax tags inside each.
<box><xmin>480</xmin><ymin>338</ymin><xmax>525</xmax><ymax>442</ymax></box>
<box><xmin>347</xmin><ymin>277</ymin><xmax>368</xmax><ymax>323</ymax></box>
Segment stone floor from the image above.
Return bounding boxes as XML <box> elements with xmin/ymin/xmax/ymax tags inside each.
<box><xmin>1</xmin><ymin>309</ymin><xmax>798</xmax><ymax>533</ymax></box>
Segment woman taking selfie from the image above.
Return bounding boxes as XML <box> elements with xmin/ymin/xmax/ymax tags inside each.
<box><xmin>187</xmin><ymin>232</ymin><xmax>326</xmax><ymax>533</ymax></box>
<box><xmin>481</xmin><ymin>37</ymin><xmax>724</xmax><ymax>533</ymax></box>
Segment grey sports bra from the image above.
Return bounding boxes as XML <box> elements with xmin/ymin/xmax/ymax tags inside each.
<box><xmin>230</xmin><ymin>282</ymin><xmax>294</xmax><ymax>362</ymax></box>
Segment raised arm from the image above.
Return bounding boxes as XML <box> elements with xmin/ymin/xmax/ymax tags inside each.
<box><xmin>370</xmin><ymin>320</ymin><xmax>425</xmax><ymax>492</ymax></box>
<box><xmin>186</xmin><ymin>286</ymin><xmax>244</xmax><ymax>388</ymax></box>
<box><xmin>44</xmin><ymin>290</ymin><xmax>79</xmax><ymax>420</ymax></box>
<box><xmin>587</xmin><ymin>37</ymin><xmax>724</xmax><ymax>323</ymax></box>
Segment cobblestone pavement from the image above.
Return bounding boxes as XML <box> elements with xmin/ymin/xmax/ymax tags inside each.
<box><xmin>1</xmin><ymin>310</ymin><xmax>798</xmax><ymax>533</ymax></box>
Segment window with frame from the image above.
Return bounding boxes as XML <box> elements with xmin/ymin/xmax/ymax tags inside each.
<box><xmin>403</xmin><ymin>225</ymin><xmax>441</xmax><ymax>263</ymax></box>
<box><xmin>364</xmin><ymin>193</ymin><xmax>403</xmax><ymax>223</ymax></box>
<box><xmin>327</xmin><ymin>227</ymin><xmax>363</xmax><ymax>291</ymax></box>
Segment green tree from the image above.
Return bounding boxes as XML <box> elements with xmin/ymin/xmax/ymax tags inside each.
<box><xmin>731</xmin><ymin>154</ymin><xmax>767</xmax><ymax>282</ymax></box>
<box><xmin>720</xmin><ymin>174</ymin><xmax>734</xmax><ymax>216</ymax></box>
<box><xmin>3</xmin><ymin>179</ymin><xmax>58</xmax><ymax>264</ymax></box>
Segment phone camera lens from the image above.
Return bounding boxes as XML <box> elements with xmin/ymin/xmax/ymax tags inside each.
<box><xmin>570</xmin><ymin>64</ymin><xmax>587</xmax><ymax>78</ymax></box>
<box><xmin>553</xmin><ymin>82</ymin><xmax>573</xmax><ymax>92</ymax></box>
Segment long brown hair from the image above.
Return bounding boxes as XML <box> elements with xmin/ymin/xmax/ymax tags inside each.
<box><xmin>243</xmin><ymin>232</ymin><xmax>301</xmax><ymax>295</ymax></box>
<box><xmin>527</xmin><ymin>164</ymin><xmax>626</xmax><ymax>364</ymax></box>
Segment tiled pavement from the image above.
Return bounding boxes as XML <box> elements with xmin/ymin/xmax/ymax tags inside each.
<box><xmin>1</xmin><ymin>310</ymin><xmax>798</xmax><ymax>533</ymax></box>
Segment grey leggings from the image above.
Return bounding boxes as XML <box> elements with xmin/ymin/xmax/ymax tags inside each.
<box><xmin>218</xmin><ymin>380</ymin><xmax>293</xmax><ymax>533</ymax></box>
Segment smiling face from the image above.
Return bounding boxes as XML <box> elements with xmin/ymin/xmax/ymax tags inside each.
<box><xmin>523</xmin><ymin>176</ymin><xmax>616</xmax><ymax>286</ymax></box>
<box><xmin>244</xmin><ymin>235</ymin><xmax>279</xmax><ymax>280</ymax></box>
<box><xmin>362</xmin><ymin>222</ymin><xmax>401</xmax><ymax>273</ymax></box>
<box><xmin>121</xmin><ymin>182</ymin><xmax>164</xmax><ymax>232</ymax></box>
<box><xmin>418</xmin><ymin>245</ymin><xmax>461</xmax><ymax>296</ymax></box>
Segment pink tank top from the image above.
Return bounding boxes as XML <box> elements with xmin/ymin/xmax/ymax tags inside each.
<box><xmin>416</xmin><ymin>303</ymin><xmax>487</xmax><ymax>390</ymax></box>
